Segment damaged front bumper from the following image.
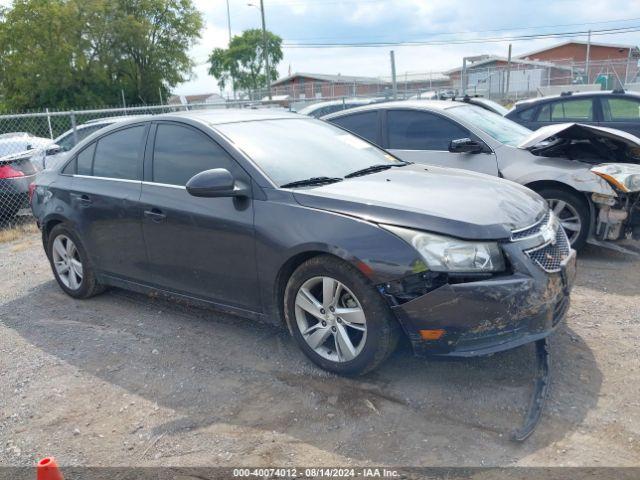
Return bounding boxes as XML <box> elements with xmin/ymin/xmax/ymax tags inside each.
<box><xmin>385</xmin><ymin>245</ymin><xmax>576</xmax><ymax>358</ymax></box>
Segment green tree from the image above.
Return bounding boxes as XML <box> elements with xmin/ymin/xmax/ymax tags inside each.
<box><xmin>208</xmin><ymin>29</ymin><xmax>282</xmax><ymax>94</ymax></box>
<box><xmin>0</xmin><ymin>0</ymin><xmax>203</xmax><ymax>111</ymax></box>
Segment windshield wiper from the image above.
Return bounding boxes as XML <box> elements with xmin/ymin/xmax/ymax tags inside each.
<box><xmin>344</xmin><ymin>163</ymin><xmax>407</xmax><ymax>178</ymax></box>
<box><xmin>280</xmin><ymin>176</ymin><xmax>343</xmax><ymax>188</ymax></box>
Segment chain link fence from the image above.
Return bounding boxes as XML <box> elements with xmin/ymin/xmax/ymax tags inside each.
<box><xmin>0</xmin><ymin>101</ymin><xmax>258</xmax><ymax>231</ymax></box>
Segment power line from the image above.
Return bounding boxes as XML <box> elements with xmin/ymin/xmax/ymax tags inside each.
<box><xmin>282</xmin><ymin>16</ymin><xmax>640</xmax><ymax>42</ymax></box>
<box><xmin>282</xmin><ymin>25</ymin><xmax>640</xmax><ymax>48</ymax></box>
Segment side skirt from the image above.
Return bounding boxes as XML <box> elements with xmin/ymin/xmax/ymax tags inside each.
<box><xmin>98</xmin><ymin>273</ymin><xmax>267</xmax><ymax>323</ymax></box>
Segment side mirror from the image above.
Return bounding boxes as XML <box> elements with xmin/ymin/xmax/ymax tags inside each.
<box><xmin>448</xmin><ymin>138</ymin><xmax>484</xmax><ymax>154</ymax></box>
<box><xmin>46</xmin><ymin>145</ymin><xmax>62</xmax><ymax>156</ymax></box>
<box><xmin>186</xmin><ymin>168</ymin><xmax>249</xmax><ymax>198</ymax></box>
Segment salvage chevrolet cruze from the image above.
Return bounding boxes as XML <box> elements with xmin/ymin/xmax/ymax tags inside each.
<box><xmin>31</xmin><ymin>110</ymin><xmax>576</xmax><ymax>375</ymax></box>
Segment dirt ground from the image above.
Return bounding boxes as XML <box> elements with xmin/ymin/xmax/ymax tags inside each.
<box><xmin>0</xmin><ymin>231</ymin><xmax>638</xmax><ymax>469</ymax></box>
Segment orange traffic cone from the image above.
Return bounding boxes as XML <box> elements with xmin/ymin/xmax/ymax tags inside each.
<box><xmin>37</xmin><ymin>457</ymin><xmax>64</xmax><ymax>480</ymax></box>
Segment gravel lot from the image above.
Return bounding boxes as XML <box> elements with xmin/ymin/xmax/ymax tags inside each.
<box><xmin>0</xmin><ymin>230</ymin><xmax>639</xmax><ymax>468</ymax></box>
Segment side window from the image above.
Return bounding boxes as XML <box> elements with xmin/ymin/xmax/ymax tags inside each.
<box><xmin>329</xmin><ymin>111</ymin><xmax>379</xmax><ymax>145</ymax></box>
<box><xmin>93</xmin><ymin>125</ymin><xmax>145</xmax><ymax>180</ymax></box>
<box><xmin>152</xmin><ymin>124</ymin><xmax>235</xmax><ymax>186</ymax></box>
<box><xmin>56</xmin><ymin>132</ymin><xmax>75</xmax><ymax>152</ymax></box>
<box><xmin>387</xmin><ymin>110</ymin><xmax>468</xmax><ymax>150</ymax></box>
<box><xmin>77</xmin><ymin>143</ymin><xmax>96</xmax><ymax>175</ymax></box>
<box><xmin>602</xmin><ymin>98</ymin><xmax>640</xmax><ymax>121</ymax></box>
<box><xmin>539</xmin><ymin>99</ymin><xmax>594</xmax><ymax>122</ymax></box>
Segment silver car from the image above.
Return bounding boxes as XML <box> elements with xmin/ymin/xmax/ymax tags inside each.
<box><xmin>323</xmin><ymin>100</ymin><xmax>640</xmax><ymax>251</ymax></box>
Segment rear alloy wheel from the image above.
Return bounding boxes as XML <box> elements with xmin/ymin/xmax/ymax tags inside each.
<box><xmin>47</xmin><ymin>224</ymin><xmax>105</xmax><ymax>299</ymax></box>
<box><xmin>536</xmin><ymin>187</ymin><xmax>590</xmax><ymax>250</ymax></box>
<box><xmin>52</xmin><ymin>235</ymin><xmax>84</xmax><ymax>290</ymax></box>
<box><xmin>285</xmin><ymin>255</ymin><xmax>399</xmax><ymax>375</ymax></box>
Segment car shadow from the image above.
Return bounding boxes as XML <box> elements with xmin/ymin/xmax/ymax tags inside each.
<box><xmin>1</xmin><ymin>280</ymin><xmax>602</xmax><ymax>466</ymax></box>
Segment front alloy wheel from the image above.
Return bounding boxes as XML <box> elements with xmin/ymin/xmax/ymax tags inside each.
<box><xmin>547</xmin><ymin>199</ymin><xmax>581</xmax><ymax>245</ymax></box>
<box><xmin>285</xmin><ymin>255</ymin><xmax>400</xmax><ymax>375</ymax></box>
<box><xmin>295</xmin><ymin>276</ymin><xmax>367</xmax><ymax>363</ymax></box>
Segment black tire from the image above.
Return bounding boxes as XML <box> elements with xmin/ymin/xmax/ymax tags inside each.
<box><xmin>0</xmin><ymin>199</ymin><xmax>21</xmax><ymax>224</ymax></box>
<box><xmin>535</xmin><ymin>187</ymin><xmax>590</xmax><ymax>251</ymax></box>
<box><xmin>46</xmin><ymin>223</ymin><xmax>106</xmax><ymax>299</ymax></box>
<box><xmin>284</xmin><ymin>255</ymin><xmax>400</xmax><ymax>376</ymax></box>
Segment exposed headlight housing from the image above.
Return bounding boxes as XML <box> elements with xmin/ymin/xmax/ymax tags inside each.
<box><xmin>382</xmin><ymin>225</ymin><xmax>506</xmax><ymax>272</ymax></box>
<box><xmin>591</xmin><ymin>164</ymin><xmax>640</xmax><ymax>193</ymax></box>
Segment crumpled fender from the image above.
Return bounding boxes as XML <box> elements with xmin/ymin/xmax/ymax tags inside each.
<box><xmin>499</xmin><ymin>152</ymin><xmax>617</xmax><ymax>197</ymax></box>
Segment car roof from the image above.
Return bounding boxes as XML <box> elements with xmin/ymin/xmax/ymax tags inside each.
<box><xmin>66</xmin><ymin>109</ymin><xmax>307</xmax><ymax>150</ymax></box>
<box><xmin>513</xmin><ymin>90</ymin><xmax>640</xmax><ymax>109</ymax></box>
<box><xmin>299</xmin><ymin>98</ymin><xmax>374</xmax><ymax>112</ymax></box>
<box><xmin>321</xmin><ymin>99</ymin><xmax>465</xmax><ymax>119</ymax></box>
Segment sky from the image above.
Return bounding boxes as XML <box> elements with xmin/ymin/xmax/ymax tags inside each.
<box><xmin>180</xmin><ymin>0</ymin><xmax>640</xmax><ymax>96</ymax></box>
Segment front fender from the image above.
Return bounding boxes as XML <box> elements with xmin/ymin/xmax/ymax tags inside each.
<box><xmin>497</xmin><ymin>146</ymin><xmax>617</xmax><ymax>196</ymax></box>
<box><xmin>254</xmin><ymin>193</ymin><xmax>425</xmax><ymax>321</ymax></box>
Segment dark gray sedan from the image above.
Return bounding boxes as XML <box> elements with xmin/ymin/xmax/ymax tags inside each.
<box><xmin>31</xmin><ymin>110</ymin><xmax>575</xmax><ymax>375</ymax></box>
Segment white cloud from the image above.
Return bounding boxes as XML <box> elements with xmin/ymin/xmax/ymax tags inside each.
<box><xmin>173</xmin><ymin>0</ymin><xmax>640</xmax><ymax>95</ymax></box>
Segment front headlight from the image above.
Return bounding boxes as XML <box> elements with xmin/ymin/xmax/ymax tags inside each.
<box><xmin>591</xmin><ymin>164</ymin><xmax>640</xmax><ymax>193</ymax></box>
<box><xmin>382</xmin><ymin>225</ymin><xmax>506</xmax><ymax>272</ymax></box>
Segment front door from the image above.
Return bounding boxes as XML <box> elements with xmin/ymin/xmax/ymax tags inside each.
<box><xmin>384</xmin><ymin>109</ymin><xmax>499</xmax><ymax>176</ymax></box>
<box><xmin>140</xmin><ymin>122</ymin><xmax>260</xmax><ymax>311</ymax></box>
<box><xmin>598</xmin><ymin>96</ymin><xmax>640</xmax><ymax>137</ymax></box>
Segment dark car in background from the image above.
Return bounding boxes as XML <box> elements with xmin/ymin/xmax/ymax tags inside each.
<box><xmin>31</xmin><ymin>110</ymin><xmax>575</xmax><ymax>375</ymax></box>
<box><xmin>0</xmin><ymin>151</ymin><xmax>37</xmax><ymax>222</ymax></box>
<box><xmin>506</xmin><ymin>90</ymin><xmax>640</xmax><ymax>136</ymax></box>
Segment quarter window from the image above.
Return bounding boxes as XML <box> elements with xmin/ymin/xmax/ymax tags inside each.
<box><xmin>538</xmin><ymin>99</ymin><xmax>594</xmax><ymax>122</ymax></box>
<box><xmin>387</xmin><ymin>110</ymin><xmax>468</xmax><ymax>150</ymax></box>
<box><xmin>602</xmin><ymin>97</ymin><xmax>640</xmax><ymax>121</ymax></box>
<box><xmin>329</xmin><ymin>111</ymin><xmax>379</xmax><ymax>144</ymax></box>
<box><xmin>93</xmin><ymin>126</ymin><xmax>145</xmax><ymax>180</ymax></box>
<box><xmin>152</xmin><ymin>124</ymin><xmax>235</xmax><ymax>186</ymax></box>
<box><xmin>77</xmin><ymin>143</ymin><xmax>95</xmax><ymax>175</ymax></box>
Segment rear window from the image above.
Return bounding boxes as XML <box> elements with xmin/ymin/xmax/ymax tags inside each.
<box><xmin>92</xmin><ymin>126</ymin><xmax>144</xmax><ymax>180</ymax></box>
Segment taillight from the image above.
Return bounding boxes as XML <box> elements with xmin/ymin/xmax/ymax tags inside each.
<box><xmin>0</xmin><ymin>164</ymin><xmax>25</xmax><ymax>179</ymax></box>
<box><xmin>28</xmin><ymin>182</ymin><xmax>36</xmax><ymax>204</ymax></box>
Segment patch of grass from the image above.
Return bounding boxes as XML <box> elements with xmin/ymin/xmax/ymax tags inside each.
<box><xmin>0</xmin><ymin>222</ymin><xmax>38</xmax><ymax>244</ymax></box>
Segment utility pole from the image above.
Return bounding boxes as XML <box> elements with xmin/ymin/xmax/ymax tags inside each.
<box><xmin>259</xmin><ymin>0</ymin><xmax>272</xmax><ymax>100</ymax></box>
<box><xmin>461</xmin><ymin>57</ymin><xmax>467</xmax><ymax>95</ymax></box>
<box><xmin>390</xmin><ymin>50</ymin><xmax>397</xmax><ymax>99</ymax></box>
<box><xmin>585</xmin><ymin>29</ymin><xmax>592</xmax><ymax>84</ymax></box>
<box><xmin>505</xmin><ymin>43</ymin><xmax>512</xmax><ymax>99</ymax></box>
<box><xmin>226</xmin><ymin>0</ymin><xmax>236</xmax><ymax>100</ymax></box>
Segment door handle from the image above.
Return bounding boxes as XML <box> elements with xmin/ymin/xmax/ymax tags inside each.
<box><xmin>144</xmin><ymin>208</ymin><xmax>167</xmax><ymax>222</ymax></box>
<box><xmin>70</xmin><ymin>193</ymin><xmax>92</xmax><ymax>206</ymax></box>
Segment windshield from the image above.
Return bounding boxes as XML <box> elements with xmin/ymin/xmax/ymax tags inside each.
<box><xmin>448</xmin><ymin>105</ymin><xmax>532</xmax><ymax>146</ymax></box>
<box><xmin>215</xmin><ymin>118</ymin><xmax>404</xmax><ymax>186</ymax></box>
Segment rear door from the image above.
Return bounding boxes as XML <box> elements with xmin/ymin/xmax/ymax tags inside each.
<box><xmin>68</xmin><ymin>123</ymin><xmax>149</xmax><ymax>281</ymax></box>
<box><xmin>140</xmin><ymin>121</ymin><xmax>259</xmax><ymax>310</ymax></box>
<box><xmin>598</xmin><ymin>95</ymin><xmax>640</xmax><ymax>137</ymax></box>
<box><xmin>382</xmin><ymin>109</ymin><xmax>498</xmax><ymax>176</ymax></box>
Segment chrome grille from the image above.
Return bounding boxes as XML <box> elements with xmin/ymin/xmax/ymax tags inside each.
<box><xmin>511</xmin><ymin>210</ymin><xmax>550</xmax><ymax>240</ymax></box>
<box><xmin>525</xmin><ymin>225</ymin><xmax>571</xmax><ymax>273</ymax></box>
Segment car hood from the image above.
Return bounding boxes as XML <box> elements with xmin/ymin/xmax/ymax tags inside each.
<box><xmin>518</xmin><ymin>122</ymin><xmax>640</xmax><ymax>150</ymax></box>
<box><xmin>292</xmin><ymin>164</ymin><xmax>547</xmax><ymax>240</ymax></box>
